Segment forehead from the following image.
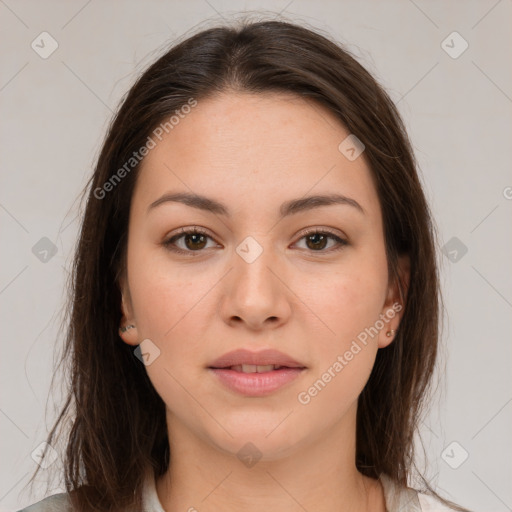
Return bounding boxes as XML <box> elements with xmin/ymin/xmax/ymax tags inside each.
<box><xmin>132</xmin><ymin>91</ymin><xmax>381</xmax><ymax>221</ymax></box>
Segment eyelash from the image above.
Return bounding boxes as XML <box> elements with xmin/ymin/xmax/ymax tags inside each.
<box><xmin>162</xmin><ymin>226</ymin><xmax>348</xmax><ymax>256</ymax></box>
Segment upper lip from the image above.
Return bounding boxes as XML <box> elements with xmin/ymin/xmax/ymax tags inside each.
<box><xmin>208</xmin><ymin>349</ymin><xmax>306</xmax><ymax>369</ymax></box>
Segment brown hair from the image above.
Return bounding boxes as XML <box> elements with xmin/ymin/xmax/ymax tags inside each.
<box><xmin>25</xmin><ymin>16</ymin><xmax>470</xmax><ymax>512</ymax></box>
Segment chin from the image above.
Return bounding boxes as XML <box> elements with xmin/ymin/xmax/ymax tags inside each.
<box><xmin>214</xmin><ymin>433</ymin><xmax>303</xmax><ymax>464</ymax></box>
<box><xmin>203</xmin><ymin>412</ymin><xmax>308</xmax><ymax>462</ymax></box>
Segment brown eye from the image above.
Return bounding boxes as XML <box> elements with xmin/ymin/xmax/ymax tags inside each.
<box><xmin>182</xmin><ymin>232</ymin><xmax>208</xmax><ymax>250</ymax></box>
<box><xmin>163</xmin><ymin>227</ymin><xmax>348</xmax><ymax>256</ymax></box>
<box><xmin>305</xmin><ymin>233</ymin><xmax>329</xmax><ymax>250</ymax></box>
<box><xmin>295</xmin><ymin>229</ymin><xmax>348</xmax><ymax>253</ymax></box>
<box><xmin>163</xmin><ymin>227</ymin><xmax>216</xmax><ymax>254</ymax></box>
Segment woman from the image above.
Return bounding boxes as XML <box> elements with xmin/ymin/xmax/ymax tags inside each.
<box><xmin>19</xmin><ymin>17</ymin><xmax>471</xmax><ymax>512</ymax></box>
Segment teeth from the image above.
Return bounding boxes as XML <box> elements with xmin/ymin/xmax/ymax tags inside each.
<box><xmin>229</xmin><ymin>364</ymin><xmax>282</xmax><ymax>373</ymax></box>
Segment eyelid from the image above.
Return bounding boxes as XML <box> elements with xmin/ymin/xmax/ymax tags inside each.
<box><xmin>295</xmin><ymin>225</ymin><xmax>347</xmax><ymax>240</ymax></box>
<box><xmin>163</xmin><ymin>226</ymin><xmax>216</xmax><ymax>254</ymax></box>
<box><xmin>291</xmin><ymin>227</ymin><xmax>348</xmax><ymax>254</ymax></box>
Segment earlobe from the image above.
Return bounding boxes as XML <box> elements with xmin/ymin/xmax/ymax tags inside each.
<box><xmin>378</xmin><ymin>327</ymin><xmax>398</xmax><ymax>349</ymax></box>
<box><xmin>378</xmin><ymin>324</ymin><xmax>399</xmax><ymax>349</ymax></box>
<box><xmin>118</xmin><ymin>278</ymin><xmax>139</xmax><ymax>346</ymax></box>
<box><xmin>377</xmin><ymin>254</ymin><xmax>410</xmax><ymax>349</ymax></box>
<box><xmin>119</xmin><ymin>303</ymin><xmax>139</xmax><ymax>345</ymax></box>
<box><xmin>119</xmin><ymin>323</ymin><xmax>139</xmax><ymax>346</ymax></box>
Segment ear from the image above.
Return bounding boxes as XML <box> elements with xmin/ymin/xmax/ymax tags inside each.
<box><xmin>377</xmin><ymin>254</ymin><xmax>410</xmax><ymax>349</ymax></box>
<box><xmin>118</xmin><ymin>274</ymin><xmax>139</xmax><ymax>346</ymax></box>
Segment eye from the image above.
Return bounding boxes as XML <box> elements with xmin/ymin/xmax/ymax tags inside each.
<box><xmin>162</xmin><ymin>227</ymin><xmax>348</xmax><ymax>255</ymax></box>
<box><xmin>163</xmin><ymin>227</ymin><xmax>217</xmax><ymax>255</ymax></box>
<box><xmin>293</xmin><ymin>228</ymin><xmax>348</xmax><ymax>253</ymax></box>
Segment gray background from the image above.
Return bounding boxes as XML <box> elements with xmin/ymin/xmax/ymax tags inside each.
<box><xmin>1</xmin><ymin>1</ymin><xmax>511</xmax><ymax>511</ymax></box>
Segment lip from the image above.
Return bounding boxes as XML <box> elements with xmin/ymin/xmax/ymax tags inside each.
<box><xmin>207</xmin><ymin>349</ymin><xmax>307</xmax><ymax>397</ymax></box>
<box><xmin>208</xmin><ymin>348</ymin><xmax>306</xmax><ymax>369</ymax></box>
<box><xmin>209</xmin><ymin>367</ymin><xmax>305</xmax><ymax>396</ymax></box>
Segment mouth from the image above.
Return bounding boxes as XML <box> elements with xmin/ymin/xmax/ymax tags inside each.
<box><xmin>209</xmin><ymin>364</ymin><xmax>304</xmax><ymax>373</ymax></box>
<box><xmin>207</xmin><ymin>349</ymin><xmax>307</xmax><ymax>396</ymax></box>
<box><xmin>207</xmin><ymin>348</ymin><xmax>306</xmax><ymax>371</ymax></box>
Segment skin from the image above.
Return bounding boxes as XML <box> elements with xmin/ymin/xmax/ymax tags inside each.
<box><xmin>119</xmin><ymin>91</ymin><xmax>409</xmax><ymax>512</ymax></box>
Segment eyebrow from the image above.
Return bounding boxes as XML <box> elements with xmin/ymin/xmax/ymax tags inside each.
<box><xmin>147</xmin><ymin>191</ymin><xmax>365</xmax><ymax>217</ymax></box>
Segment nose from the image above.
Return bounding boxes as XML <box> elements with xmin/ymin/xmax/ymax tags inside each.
<box><xmin>219</xmin><ymin>238</ymin><xmax>292</xmax><ymax>331</ymax></box>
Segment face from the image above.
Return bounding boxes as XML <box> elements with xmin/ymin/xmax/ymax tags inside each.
<box><xmin>119</xmin><ymin>91</ymin><xmax>407</xmax><ymax>460</ymax></box>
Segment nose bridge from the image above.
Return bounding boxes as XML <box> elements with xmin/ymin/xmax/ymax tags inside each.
<box><xmin>220</xmin><ymin>232</ymin><xmax>291</xmax><ymax>328</ymax></box>
<box><xmin>233</xmin><ymin>233</ymin><xmax>280</xmax><ymax>296</ymax></box>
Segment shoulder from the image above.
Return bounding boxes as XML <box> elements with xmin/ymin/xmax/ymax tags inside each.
<box><xmin>17</xmin><ymin>492</ymin><xmax>72</xmax><ymax>512</ymax></box>
<box><xmin>417</xmin><ymin>491</ymin><xmax>460</xmax><ymax>512</ymax></box>
<box><xmin>380</xmin><ymin>473</ymin><xmax>457</xmax><ymax>512</ymax></box>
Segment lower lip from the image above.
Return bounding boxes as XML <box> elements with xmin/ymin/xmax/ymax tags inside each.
<box><xmin>209</xmin><ymin>367</ymin><xmax>306</xmax><ymax>396</ymax></box>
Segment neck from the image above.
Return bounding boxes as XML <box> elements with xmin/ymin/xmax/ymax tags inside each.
<box><xmin>155</xmin><ymin>402</ymin><xmax>386</xmax><ymax>512</ymax></box>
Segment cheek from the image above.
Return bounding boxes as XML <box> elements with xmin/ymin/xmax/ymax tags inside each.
<box><xmin>304</xmin><ymin>251</ymin><xmax>389</xmax><ymax>349</ymax></box>
<box><xmin>295</xmin><ymin>349</ymin><xmax>375</xmax><ymax>433</ymax></box>
<box><xmin>294</xmin><ymin>260</ymin><xmax>387</xmax><ymax>421</ymax></box>
<box><xmin>127</xmin><ymin>241</ymin><xmax>217</xmax><ymax>341</ymax></box>
<box><xmin>126</xmin><ymin>249</ymin><xmax>215</xmax><ymax>421</ymax></box>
